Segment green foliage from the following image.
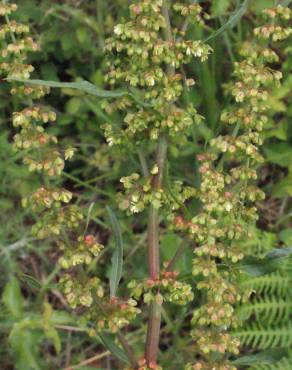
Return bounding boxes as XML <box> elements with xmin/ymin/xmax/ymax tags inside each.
<box><xmin>0</xmin><ymin>1</ymin><xmax>292</xmax><ymax>369</ymax></box>
<box><xmin>235</xmin><ymin>252</ymin><xmax>292</xmax><ymax>367</ymax></box>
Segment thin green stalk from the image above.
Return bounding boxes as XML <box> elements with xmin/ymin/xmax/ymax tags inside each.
<box><xmin>145</xmin><ymin>1</ymin><xmax>173</xmax><ymax>366</ymax></box>
<box><xmin>147</xmin><ymin>136</ymin><xmax>168</xmax><ymax>280</ymax></box>
<box><xmin>96</xmin><ymin>0</ymin><xmax>105</xmax><ymax>49</ymax></box>
<box><xmin>138</xmin><ymin>149</ymin><xmax>150</xmax><ymax>177</ymax></box>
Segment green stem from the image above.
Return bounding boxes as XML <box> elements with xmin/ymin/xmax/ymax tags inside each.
<box><xmin>147</xmin><ymin>136</ymin><xmax>168</xmax><ymax>280</ymax></box>
<box><xmin>96</xmin><ymin>0</ymin><xmax>105</xmax><ymax>49</ymax></box>
<box><xmin>145</xmin><ymin>136</ymin><xmax>168</xmax><ymax>367</ymax></box>
<box><xmin>145</xmin><ymin>1</ymin><xmax>173</xmax><ymax>365</ymax></box>
<box><xmin>138</xmin><ymin>148</ymin><xmax>150</xmax><ymax>177</ymax></box>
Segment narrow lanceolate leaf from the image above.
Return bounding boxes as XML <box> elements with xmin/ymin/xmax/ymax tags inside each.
<box><xmin>2</xmin><ymin>276</ymin><xmax>24</xmax><ymax>319</ymax></box>
<box><xmin>98</xmin><ymin>332</ymin><xmax>129</xmax><ymax>364</ymax></box>
<box><xmin>8</xmin><ymin>79</ymin><xmax>128</xmax><ymax>98</ymax></box>
<box><xmin>232</xmin><ymin>349</ymin><xmax>286</xmax><ymax>366</ymax></box>
<box><xmin>8</xmin><ymin>78</ymin><xmax>152</xmax><ymax>107</ymax></box>
<box><xmin>84</xmin><ymin>202</ymin><xmax>95</xmax><ymax>234</ymax></box>
<box><xmin>106</xmin><ymin>206</ymin><xmax>124</xmax><ymax>298</ymax></box>
<box><xmin>18</xmin><ymin>273</ymin><xmax>42</xmax><ymax>290</ymax></box>
<box><xmin>205</xmin><ymin>0</ymin><xmax>250</xmax><ymax>42</ymax></box>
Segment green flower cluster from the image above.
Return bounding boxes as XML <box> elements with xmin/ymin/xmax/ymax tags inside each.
<box><xmin>128</xmin><ymin>270</ymin><xmax>193</xmax><ymax>306</ymax></box>
<box><xmin>255</xmin><ymin>5</ymin><xmax>292</xmax><ymax>41</ymax></box>
<box><xmin>102</xmin><ymin>0</ymin><xmax>211</xmax><ymax>146</ymax></box>
<box><xmin>0</xmin><ymin>5</ymin><xmax>77</xmax><ymax>235</ymax></box>
<box><xmin>173</xmin><ymin>3</ymin><xmax>204</xmax><ymax>23</ymax></box>
<box><xmin>178</xmin><ymin>6</ymin><xmax>292</xmax><ymax>370</ymax></box>
<box><xmin>119</xmin><ymin>172</ymin><xmax>196</xmax><ymax>214</ymax></box>
<box><xmin>3</xmin><ymin>4</ymin><xmax>140</xmax><ymax>336</ymax></box>
<box><xmin>103</xmin><ymin>2</ymin><xmax>211</xmax><ymax>368</ymax></box>
<box><xmin>89</xmin><ymin>297</ymin><xmax>141</xmax><ymax>333</ymax></box>
<box><xmin>60</xmin><ymin>274</ymin><xmax>104</xmax><ymax>309</ymax></box>
<box><xmin>59</xmin><ymin>235</ymin><xmax>104</xmax><ymax>269</ymax></box>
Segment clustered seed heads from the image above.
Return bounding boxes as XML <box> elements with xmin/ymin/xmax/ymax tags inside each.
<box><xmin>129</xmin><ymin>269</ymin><xmax>193</xmax><ymax>306</ymax></box>
<box><xmin>61</xmin><ymin>274</ymin><xmax>104</xmax><ymax>308</ymax></box>
<box><xmin>59</xmin><ymin>235</ymin><xmax>104</xmax><ymax>269</ymax></box>
<box><xmin>103</xmin><ymin>2</ymin><xmax>211</xmax><ymax>368</ymax></box>
<box><xmin>3</xmin><ymin>3</ymin><xmax>140</xmax><ymax>336</ymax></box>
<box><xmin>119</xmin><ymin>172</ymin><xmax>196</xmax><ymax>214</ymax></box>
<box><xmin>5</xmin><ymin>2</ymin><xmax>291</xmax><ymax>368</ymax></box>
<box><xmin>173</xmin><ymin>3</ymin><xmax>205</xmax><ymax>24</ymax></box>
<box><xmin>91</xmin><ymin>297</ymin><xmax>141</xmax><ymax>333</ymax></box>
<box><xmin>102</xmin><ymin>0</ymin><xmax>211</xmax><ymax>147</ymax></box>
<box><xmin>175</xmin><ymin>6</ymin><xmax>291</xmax><ymax>370</ymax></box>
<box><xmin>255</xmin><ymin>5</ymin><xmax>292</xmax><ymax>41</ymax></box>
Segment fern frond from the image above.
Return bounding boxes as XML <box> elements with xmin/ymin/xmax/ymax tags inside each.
<box><xmin>237</xmin><ymin>297</ymin><xmax>292</xmax><ymax>324</ymax></box>
<box><xmin>250</xmin><ymin>356</ymin><xmax>292</xmax><ymax>370</ymax></box>
<box><xmin>241</xmin><ymin>272</ymin><xmax>292</xmax><ymax>298</ymax></box>
<box><xmin>235</xmin><ymin>323</ymin><xmax>292</xmax><ymax>349</ymax></box>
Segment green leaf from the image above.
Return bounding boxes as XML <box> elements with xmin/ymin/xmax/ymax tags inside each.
<box><xmin>9</xmin><ymin>322</ymin><xmax>42</xmax><ymax>370</ymax></box>
<box><xmin>265</xmin><ymin>247</ymin><xmax>292</xmax><ymax>260</ymax></box>
<box><xmin>106</xmin><ymin>206</ymin><xmax>124</xmax><ymax>298</ymax></box>
<box><xmin>8</xmin><ymin>79</ymin><xmax>128</xmax><ymax>98</ymax></box>
<box><xmin>18</xmin><ymin>273</ymin><xmax>42</xmax><ymax>290</ymax></box>
<box><xmin>2</xmin><ymin>276</ymin><xmax>24</xmax><ymax>319</ymax></box>
<box><xmin>272</xmin><ymin>173</ymin><xmax>292</xmax><ymax>198</ymax></box>
<box><xmin>211</xmin><ymin>0</ymin><xmax>231</xmax><ymax>16</ymax></box>
<box><xmin>242</xmin><ymin>248</ymin><xmax>292</xmax><ymax>276</ymax></box>
<box><xmin>233</xmin><ymin>349</ymin><xmax>286</xmax><ymax>366</ymax></box>
<box><xmin>85</xmin><ymin>202</ymin><xmax>95</xmax><ymax>234</ymax></box>
<box><xmin>264</xmin><ymin>143</ymin><xmax>292</xmax><ymax>168</ymax></box>
<box><xmin>97</xmin><ymin>332</ymin><xmax>129</xmax><ymax>364</ymax></box>
<box><xmin>161</xmin><ymin>233</ymin><xmax>187</xmax><ymax>273</ymax></box>
<box><xmin>205</xmin><ymin>0</ymin><xmax>250</xmax><ymax>42</ymax></box>
<box><xmin>8</xmin><ymin>78</ymin><xmax>152</xmax><ymax>107</ymax></box>
<box><xmin>279</xmin><ymin>229</ymin><xmax>292</xmax><ymax>246</ymax></box>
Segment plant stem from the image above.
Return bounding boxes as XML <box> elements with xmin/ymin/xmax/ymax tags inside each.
<box><xmin>145</xmin><ymin>136</ymin><xmax>168</xmax><ymax>365</ymax></box>
<box><xmin>145</xmin><ymin>1</ymin><xmax>173</xmax><ymax>365</ymax></box>
<box><xmin>147</xmin><ymin>136</ymin><xmax>168</xmax><ymax>280</ymax></box>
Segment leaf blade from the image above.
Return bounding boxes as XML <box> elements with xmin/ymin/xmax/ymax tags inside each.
<box><xmin>106</xmin><ymin>206</ymin><xmax>124</xmax><ymax>298</ymax></box>
<box><xmin>97</xmin><ymin>332</ymin><xmax>129</xmax><ymax>364</ymax></box>
<box><xmin>8</xmin><ymin>79</ymin><xmax>128</xmax><ymax>98</ymax></box>
<box><xmin>205</xmin><ymin>0</ymin><xmax>250</xmax><ymax>42</ymax></box>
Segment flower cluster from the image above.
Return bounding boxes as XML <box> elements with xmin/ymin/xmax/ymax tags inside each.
<box><xmin>3</xmin><ymin>4</ymin><xmax>140</xmax><ymax>337</ymax></box>
<box><xmin>103</xmin><ymin>2</ymin><xmax>211</xmax><ymax>368</ymax></box>
<box><xmin>173</xmin><ymin>3</ymin><xmax>204</xmax><ymax>24</ymax></box>
<box><xmin>31</xmin><ymin>205</ymin><xmax>84</xmax><ymax>239</ymax></box>
<box><xmin>255</xmin><ymin>5</ymin><xmax>292</xmax><ymax>41</ymax></box>
<box><xmin>22</xmin><ymin>187</ymin><xmax>72</xmax><ymax>211</ymax></box>
<box><xmin>179</xmin><ymin>6</ymin><xmax>292</xmax><ymax>370</ymax></box>
<box><xmin>91</xmin><ymin>297</ymin><xmax>141</xmax><ymax>333</ymax></box>
<box><xmin>102</xmin><ymin>0</ymin><xmax>211</xmax><ymax>146</ymax></box>
<box><xmin>59</xmin><ymin>235</ymin><xmax>104</xmax><ymax>269</ymax></box>
<box><xmin>119</xmin><ymin>172</ymin><xmax>196</xmax><ymax>214</ymax></box>
<box><xmin>61</xmin><ymin>274</ymin><xmax>104</xmax><ymax>308</ymax></box>
<box><xmin>129</xmin><ymin>270</ymin><xmax>193</xmax><ymax>306</ymax></box>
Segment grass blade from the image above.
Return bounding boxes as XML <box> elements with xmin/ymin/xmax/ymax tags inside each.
<box><xmin>8</xmin><ymin>79</ymin><xmax>152</xmax><ymax>107</ymax></box>
<box><xmin>106</xmin><ymin>206</ymin><xmax>123</xmax><ymax>298</ymax></box>
<box><xmin>205</xmin><ymin>0</ymin><xmax>250</xmax><ymax>42</ymax></box>
<box><xmin>8</xmin><ymin>79</ymin><xmax>127</xmax><ymax>98</ymax></box>
<box><xmin>98</xmin><ymin>332</ymin><xmax>129</xmax><ymax>364</ymax></box>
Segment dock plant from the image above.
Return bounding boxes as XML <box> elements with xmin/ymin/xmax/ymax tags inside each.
<box><xmin>1</xmin><ymin>1</ymin><xmax>292</xmax><ymax>369</ymax></box>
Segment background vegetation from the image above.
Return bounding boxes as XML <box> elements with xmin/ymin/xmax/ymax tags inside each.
<box><xmin>0</xmin><ymin>0</ymin><xmax>292</xmax><ymax>369</ymax></box>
